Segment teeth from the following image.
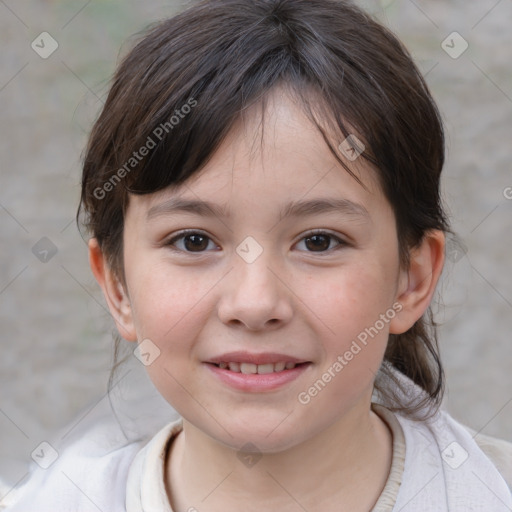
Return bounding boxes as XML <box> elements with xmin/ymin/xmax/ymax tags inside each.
<box><xmin>257</xmin><ymin>363</ymin><xmax>274</xmax><ymax>374</ymax></box>
<box><xmin>274</xmin><ymin>361</ymin><xmax>286</xmax><ymax>372</ymax></box>
<box><xmin>240</xmin><ymin>363</ymin><xmax>257</xmax><ymax>374</ymax></box>
<box><xmin>217</xmin><ymin>362</ymin><xmax>299</xmax><ymax>373</ymax></box>
<box><xmin>228</xmin><ymin>362</ymin><xmax>240</xmax><ymax>372</ymax></box>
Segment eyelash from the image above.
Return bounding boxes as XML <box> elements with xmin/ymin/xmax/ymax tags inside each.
<box><xmin>164</xmin><ymin>229</ymin><xmax>348</xmax><ymax>255</ymax></box>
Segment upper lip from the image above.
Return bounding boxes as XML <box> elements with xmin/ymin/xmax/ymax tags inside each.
<box><xmin>206</xmin><ymin>351</ymin><xmax>310</xmax><ymax>365</ymax></box>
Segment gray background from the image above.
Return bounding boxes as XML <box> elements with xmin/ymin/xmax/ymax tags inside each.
<box><xmin>1</xmin><ymin>0</ymin><xmax>511</xmax><ymax>503</ymax></box>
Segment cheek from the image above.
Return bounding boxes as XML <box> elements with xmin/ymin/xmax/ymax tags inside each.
<box><xmin>317</xmin><ymin>263</ymin><xmax>397</xmax><ymax>338</ymax></box>
<box><xmin>126</xmin><ymin>263</ymin><xmax>214</xmax><ymax>409</ymax></box>
<box><xmin>127</xmin><ymin>259</ymin><xmax>210</xmax><ymax>336</ymax></box>
<box><xmin>304</xmin><ymin>262</ymin><xmax>396</xmax><ymax>396</ymax></box>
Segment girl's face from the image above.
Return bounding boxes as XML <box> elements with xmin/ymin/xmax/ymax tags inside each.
<box><xmin>115</xmin><ymin>89</ymin><xmax>411</xmax><ymax>451</ymax></box>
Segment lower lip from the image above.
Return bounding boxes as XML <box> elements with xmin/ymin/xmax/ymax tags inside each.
<box><xmin>204</xmin><ymin>363</ymin><xmax>311</xmax><ymax>392</ymax></box>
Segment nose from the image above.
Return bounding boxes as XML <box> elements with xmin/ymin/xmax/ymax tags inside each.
<box><xmin>217</xmin><ymin>249</ymin><xmax>293</xmax><ymax>331</ymax></box>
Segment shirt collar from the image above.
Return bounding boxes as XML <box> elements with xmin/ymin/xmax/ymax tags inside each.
<box><xmin>126</xmin><ymin>418</ymin><xmax>183</xmax><ymax>512</ymax></box>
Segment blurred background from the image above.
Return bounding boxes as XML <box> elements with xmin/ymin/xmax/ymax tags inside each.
<box><xmin>1</xmin><ymin>0</ymin><xmax>511</xmax><ymax>503</ymax></box>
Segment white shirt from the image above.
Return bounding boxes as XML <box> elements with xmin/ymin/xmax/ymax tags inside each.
<box><xmin>123</xmin><ymin>404</ymin><xmax>512</xmax><ymax>511</ymax></box>
<box><xmin>4</xmin><ymin>369</ymin><xmax>512</xmax><ymax>511</ymax></box>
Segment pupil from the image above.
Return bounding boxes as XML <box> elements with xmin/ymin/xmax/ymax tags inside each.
<box><xmin>306</xmin><ymin>235</ymin><xmax>329</xmax><ymax>251</ymax></box>
<box><xmin>185</xmin><ymin>235</ymin><xmax>208</xmax><ymax>251</ymax></box>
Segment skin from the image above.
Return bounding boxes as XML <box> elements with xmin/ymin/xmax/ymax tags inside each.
<box><xmin>90</xmin><ymin>86</ymin><xmax>445</xmax><ymax>511</ymax></box>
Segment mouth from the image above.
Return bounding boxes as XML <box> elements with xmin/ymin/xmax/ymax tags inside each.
<box><xmin>204</xmin><ymin>352</ymin><xmax>312</xmax><ymax>392</ymax></box>
<box><xmin>207</xmin><ymin>361</ymin><xmax>309</xmax><ymax>374</ymax></box>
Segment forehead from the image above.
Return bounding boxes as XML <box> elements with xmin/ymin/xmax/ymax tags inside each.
<box><xmin>128</xmin><ymin>87</ymin><xmax>389</xmax><ymax>222</ymax></box>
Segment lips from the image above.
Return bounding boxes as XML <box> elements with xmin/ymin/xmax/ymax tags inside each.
<box><xmin>205</xmin><ymin>362</ymin><xmax>311</xmax><ymax>392</ymax></box>
<box><xmin>204</xmin><ymin>351</ymin><xmax>311</xmax><ymax>391</ymax></box>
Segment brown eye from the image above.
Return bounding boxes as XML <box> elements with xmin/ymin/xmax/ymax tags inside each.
<box><xmin>296</xmin><ymin>231</ymin><xmax>346</xmax><ymax>253</ymax></box>
<box><xmin>183</xmin><ymin>234</ymin><xmax>209</xmax><ymax>251</ymax></box>
<box><xmin>166</xmin><ymin>231</ymin><xmax>217</xmax><ymax>253</ymax></box>
<box><xmin>305</xmin><ymin>234</ymin><xmax>331</xmax><ymax>252</ymax></box>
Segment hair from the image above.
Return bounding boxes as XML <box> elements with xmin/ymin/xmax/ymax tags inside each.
<box><xmin>78</xmin><ymin>0</ymin><xmax>449</xmax><ymax>419</ymax></box>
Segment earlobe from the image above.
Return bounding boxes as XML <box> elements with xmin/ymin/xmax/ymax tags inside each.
<box><xmin>389</xmin><ymin>230</ymin><xmax>445</xmax><ymax>335</ymax></box>
<box><xmin>88</xmin><ymin>238</ymin><xmax>138</xmax><ymax>342</ymax></box>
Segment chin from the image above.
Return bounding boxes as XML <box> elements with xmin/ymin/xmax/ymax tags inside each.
<box><xmin>207</xmin><ymin>411</ymin><xmax>309</xmax><ymax>454</ymax></box>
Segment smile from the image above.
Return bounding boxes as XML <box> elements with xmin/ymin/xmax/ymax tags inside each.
<box><xmin>212</xmin><ymin>361</ymin><xmax>302</xmax><ymax>374</ymax></box>
<box><xmin>205</xmin><ymin>356</ymin><xmax>312</xmax><ymax>392</ymax></box>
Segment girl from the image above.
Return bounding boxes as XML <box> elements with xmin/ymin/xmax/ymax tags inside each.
<box><xmin>7</xmin><ymin>0</ymin><xmax>512</xmax><ymax>510</ymax></box>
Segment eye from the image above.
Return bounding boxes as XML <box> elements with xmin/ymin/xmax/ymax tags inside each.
<box><xmin>295</xmin><ymin>230</ymin><xmax>346</xmax><ymax>253</ymax></box>
<box><xmin>165</xmin><ymin>230</ymin><xmax>219</xmax><ymax>253</ymax></box>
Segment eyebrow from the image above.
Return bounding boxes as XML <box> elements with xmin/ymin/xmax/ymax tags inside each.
<box><xmin>146</xmin><ymin>197</ymin><xmax>370</xmax><ymax>222</ymax></box>
<box><xmin>278</xmin><ymin>198</ymin><xmax>369</xmax><ymax>222</ymax></box>
<box><xmin>147</xmin><ymin>197</ymin><xmax>230</xmax><ymax>220</ymax></box>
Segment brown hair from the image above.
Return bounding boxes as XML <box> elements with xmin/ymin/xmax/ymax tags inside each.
<box><xmin>79</xmin><ymin>0</ymin><xmax>449</xmax><ymax>418</ymax></box>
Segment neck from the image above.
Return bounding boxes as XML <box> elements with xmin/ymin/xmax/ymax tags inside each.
<box><xmin>167</xmin><ymin>401</ymin><xmax>392</xmax><ymax>512</ymax></box>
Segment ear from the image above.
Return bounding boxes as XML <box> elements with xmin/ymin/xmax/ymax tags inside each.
<box><xmin>88</xmin><ymin>238</ymin><xmax>138</xmax><ymax>342</ymax></box>
<box><xmin>389</xmin><ymin>230</ymin><xmax>445</xmax><ymax>334</ymax></box>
